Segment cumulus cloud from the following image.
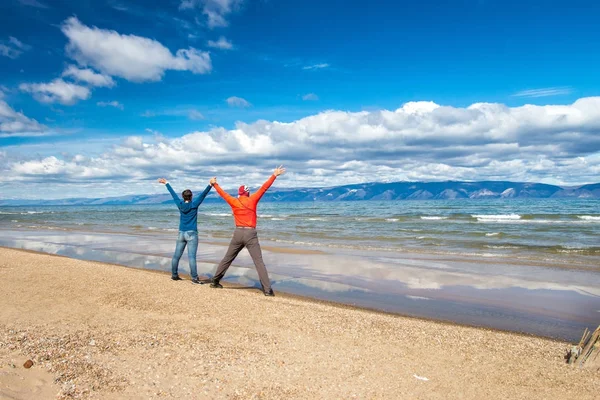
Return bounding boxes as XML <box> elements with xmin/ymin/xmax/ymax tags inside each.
<box><xmin>62</xmin><ymin>65</ymin><xmax>115</xmax><ymax>88</ymax></box>
<box><xmin>302</xmin><ymin>93</ymin><xmax>319</xmax><ymax>101</ymax></box>
<box><xmin>303</xmin><ymin>63</ymin><xmax>329</xmax><ymax>70</ymax></box>
<box><xmin>180</xmin><ymin>0</ymin><xmax>243</xmax><ymax>28</ymax></box>
<box><xmin>4</xmin><ymin>98</ymin><xmax>600</xmax><ymax>189</ymax></box>
<box><xmin>513</xmin><ymin>87</ymin><xmax>573</xmax><ymax>98</ymax></box>
<box><xmin>226</xmin><ymin>96</ymin><xmax>251</xmax><ymax>108</ymax></box>
<box><xmin>207</xmin><ymin>36</ymin><xmax>233</xmax><ymax>50</ymax></box>
<box><xmin>61</xmin><ymin>17</ymin><xmax>212</xmax><ymax>82</ymax></box>
<box><xmin>0</xmin><ymin>98</ymin><xmax>47</xmax><ymax>137</ymax></box>
<box><xmin>0</xmin><ymin>36</ymin><xmax>31</xmax><ymax>59</ymax></box>
<box><xmin>22</xmin><ymin>66</ymin><xmax>114</xmax><ymax>106</ymax></box>
<box><xmin>97</xmin><ymin>101</ymin><xmax>124</xmax><ymax>110</ymax></box>
<box><xmin>19</xmin><ymin>79</ymin><xmax>91</xmax><ymax>105</ymax></box>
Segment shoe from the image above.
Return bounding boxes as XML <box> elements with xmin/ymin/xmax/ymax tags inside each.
<box><xmin>263</xmin><ymin>289</ymin><xmax>275</xmax><ymax>297</ymax></box>
<box><xmin>210</xmin><ymin>279</ymin><xmax>223</xmax><ymax>289</ymax></box>
<box><xmin>171</xmin><ymin>276</ymin><xmax>183</xmax><ymax>281</ymax></box>
<box><xmin>191</xmin><ymin>278</ymin><xmax>203</xmax><ymax>285</ymax></box>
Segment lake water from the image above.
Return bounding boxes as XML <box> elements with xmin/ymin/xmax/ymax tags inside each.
<box><xmin>1</xmin><ymin>199</ymin><xmax>599</xmax><ymax>341</ymax></box>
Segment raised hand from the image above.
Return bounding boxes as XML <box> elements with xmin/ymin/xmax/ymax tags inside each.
<box><xmin>158</xmin><ymin>178</ymin><xmax>167</xmax><ymax>184</ymax></box>
<box><xmin>210</xmin><ymin>177</ymin><xmax>217</xmax><ymax>186</ymax></box>
<box><xmin>273</xmin><ymin>165</ymin><xmax>286</xmax><ymax>177</ymax></box>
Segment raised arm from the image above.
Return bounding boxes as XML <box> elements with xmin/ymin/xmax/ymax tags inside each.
<box><xmin>211</xmin><ymin>177</ymin><xmax>237</xmax><ymax>207</ymax></box>
<box><xmin>193</xmin><ymin>183</ymin><xmax>213</xmax><ymax>207</ymax></box>
<box><xmin>158</xmin><ymin>178</ymin><xmax>183</xmax><ymax>209</ymax></box>
<box><xmin>252</xmin><ymin>165</ymin><xmax>286</xmax><ymax>202</ymax></box>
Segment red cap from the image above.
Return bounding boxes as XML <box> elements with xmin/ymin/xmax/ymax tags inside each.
<box><xmin>238</xmin><ymin>185</ymin><xmax>249</xmax><ymax>196</ymax></box>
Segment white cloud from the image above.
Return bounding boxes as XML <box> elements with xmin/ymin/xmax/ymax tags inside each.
<box><xmin>226</xmin><ymin>96</ymin><xmax>251</xmax><ymax>108</ymax></box>
<box><xmin>188</xmin><ymin>110</ymin><xmax>204</xmax><ymax>120</ymax></box>
<box><xmin>5</xmin><ymin>97</ymin><xmax>600</xmax><ymax>189</ymax></box>
<box><xmin>97</xmin><ymin>101</ymin><xmax>124</xmax><ymax>110</ymax></box>
<box><xmin>207</xmin><ymin>36</ymin><xmax>233</xmax><ymax>50</ymax></box>
<box><xmin>0</xmin><ymin>45</ymin><xmax>18</xmax><ymax>59</ymax></box>
<box><xmin>0</xmin><ymin>98</ymin><xmax>47</xmax><ymax>137</ymax></box>
<box><xmin>513</xmin><ymin>87</ymin><xmax>573</xmax><ymax>98</ymax></box>
<box><xmin>180</xmin><ymin>0</ymin><xmax>243</xmax><ymax>29</ymax></box>
<box><xmin>62</xmin><ymin>65</ymin><xmax>115</xmax><ymax>88</ymax></box>
<box><xmin>19</xmin><ymin>79</ymin><xmax>91</xmax><ymax>105</ymax></box>
<box><xmin>303</xmin><ymin>63</ymin><xmax>330</xmax><ymax>70</ymax></box>
<box><xmin>0</xmin><ymin>36</ymin><xmax>30</xmax><ymax>59</ymax></box>
<box><xmin>302</xmin><ymin>93</ymin><xmax>319</xmax><ymax>101</ymax></box>
<box><xmin>17</xmin><ymin>0</ymin><xmax>48</xmax><ymax>8</ymax></box>
<box><xmin>61</xmin><ymin>17</ymin><xmax>212</xmax><ymax>82</ymax></box>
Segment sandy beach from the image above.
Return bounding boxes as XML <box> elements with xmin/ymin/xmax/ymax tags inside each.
<box><xmin>0</xmin><ymin>247</ymin><xmax>598</xmax><ymax>399</ymax></box>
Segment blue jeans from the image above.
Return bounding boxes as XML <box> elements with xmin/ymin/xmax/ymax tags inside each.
<box><xmin>172</xmin><ymin>231</ymin><xmax>199</xmax><ymax>279</ymax></box>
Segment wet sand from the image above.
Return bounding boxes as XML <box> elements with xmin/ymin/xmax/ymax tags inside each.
<box><xmin>0</xmin><ymin>228</ymin><xmax>599</xmax><ymax>341</ymax></box>
<box><xmin>0</xmin><ymin>229</ymin><xmax>600</xmax><ymax>341</ymax></box>
<box><xmin>0</xmin><ymin>247</ymin><xmax>598</xmax><ymax>399</ymax></box>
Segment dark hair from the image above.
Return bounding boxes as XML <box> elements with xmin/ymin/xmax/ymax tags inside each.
<box><xmin>182</xmin><ymin>189</ymin><xmax>193</xmax><ymax>202</ymax></box>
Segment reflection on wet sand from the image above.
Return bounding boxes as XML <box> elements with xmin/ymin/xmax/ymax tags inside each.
<box><xmin>0</xmin><ymin>229</ymin><xmax>598</xmax><ymax>341</ymax></box>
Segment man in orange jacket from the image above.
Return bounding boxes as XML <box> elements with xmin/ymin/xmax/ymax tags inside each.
<box><xmin>209</xmin><ymin>165</ymin><xmax>286</xmax><ymax>296</ymax></box>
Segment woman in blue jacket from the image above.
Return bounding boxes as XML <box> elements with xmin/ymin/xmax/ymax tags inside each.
<box><xmin>158</xmin><ymin>178</ymin><xmax>213</xmax><ymax>284</ymax></box>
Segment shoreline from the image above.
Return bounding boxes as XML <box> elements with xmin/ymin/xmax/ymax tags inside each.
<box><xmin>1</xmin><ymin>247</ymin><xmax>598</xmax><ymax>399</ymax></box>
<box><xmin>0</xmin><ymin>226</ymin><xmax>598</xmax><ymax>342</ymax></box>
<box><xmin>3</xmin><ymin>224</ymin><xmax>599</xmax><ymax>272</ymax></box>
<box><xmin>0</xmin><ymin>245</ymin><xmax>568</xmax><ymax>344</ymax></box>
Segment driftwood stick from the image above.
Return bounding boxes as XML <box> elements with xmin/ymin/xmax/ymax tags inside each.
<box><xmin>578</xmin><ymin>328</ymin><xmax>600</xmax><ymax>366</ymax></box>
<box><xmin>578</xmin><ymin>328</ymin><xmax>589</xmax><ymax>348</ymax></box>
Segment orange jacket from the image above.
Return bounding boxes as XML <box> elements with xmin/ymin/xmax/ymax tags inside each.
<box><xmin>213</xmin><ymin>175</ymin><xmax>276</xmax><ymax>228</ymax></box>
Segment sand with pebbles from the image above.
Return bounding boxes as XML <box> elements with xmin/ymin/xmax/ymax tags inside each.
<box><xmin>0</xmin><ymin>247</ymin><xmax>597</xmax><ymax>399</ymax></box>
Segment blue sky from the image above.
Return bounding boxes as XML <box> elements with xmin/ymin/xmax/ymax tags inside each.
<box><xmin>1</xmin><ymin>0</ymin><xmax>599</xmax><ymax>199</ymax></box>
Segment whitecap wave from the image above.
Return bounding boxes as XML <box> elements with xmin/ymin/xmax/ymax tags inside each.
<box><xmin>473</xmin><ymin>214</ymin><xmax>521</xmax><ymax>222</ymax></box>
<box><xmin>420</xmin><ymin>216</ymin><xmax>448</xmax><ymax>220</ymax></box>
<box><xmin>485</xmin><ymin>232</ymin><xmax>500</xmax><ymax>236</ymax></box>
<box><xmin>578</xmin><ymin>215</ymin><xmax>600</xmax><ymax>221</ymax></box>
<box><xmin>386</xmin><ymin>218</ymin><xmax>399</xmax><ymax>222</ymax></box>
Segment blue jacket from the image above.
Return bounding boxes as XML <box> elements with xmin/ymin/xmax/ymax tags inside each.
<box><xmin>166</xmin><ymin>183</ymin><xmax>212</xmax><ymax>232</ymax></box>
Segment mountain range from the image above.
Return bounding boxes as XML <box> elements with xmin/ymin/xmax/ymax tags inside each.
<box><xmin>1</xmin><ymin>181</ymin><xmax>599</xmax><ymax>206</ymax></box>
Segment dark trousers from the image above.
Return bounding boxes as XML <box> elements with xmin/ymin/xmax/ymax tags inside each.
<box><xmin>213</xmin><ymin>227</ymin><xmax>272</xmax><ymax>291</ymax></box>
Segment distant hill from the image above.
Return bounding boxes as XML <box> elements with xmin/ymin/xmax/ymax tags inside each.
<box><xmin>1</xmin><ymin>180</ymin><xmax>599</xmax><ymax>206</ymax></box>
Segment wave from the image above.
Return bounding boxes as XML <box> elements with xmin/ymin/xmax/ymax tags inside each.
<box><xmin>485</xmin><ymin>232</ymin><xmax>501</xmax><ymax>236</ymax></box>
<box><xmin>420</xmin><ymin>216</ymin><xmax>448</xmax><ymax>220</ymax></box>
<box><xmin>386</xmin><ymin>218</ymin><xmax>399</xmax><ymax>222</ymax></box>
<box><xmin>204</xmin><ymin>213</ymin><xmax>231</xmax><ymax>217</ymax></box>
<box><xmin>0</xmin><ymin>211</ymin><xmax>53</xmax><ymax>215</ymax></box>
<box><xmin>269</xmin><ymin>218</ymin><xmax>286</xmax><ymax>221</ymax></box>
<box><xmin>406</xmin><ymin>295</ymin><xmax>431</xmax><ymax>301</ymax></box>
<box><xmin>578</xmin><ymin>215</ymin><xmax>600</xmax><ymax>221</ymax></box>
<box><xmin>472</xmin><ymin>214</ymin><xmax>521</xmax><ymax>222</ymax></box>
